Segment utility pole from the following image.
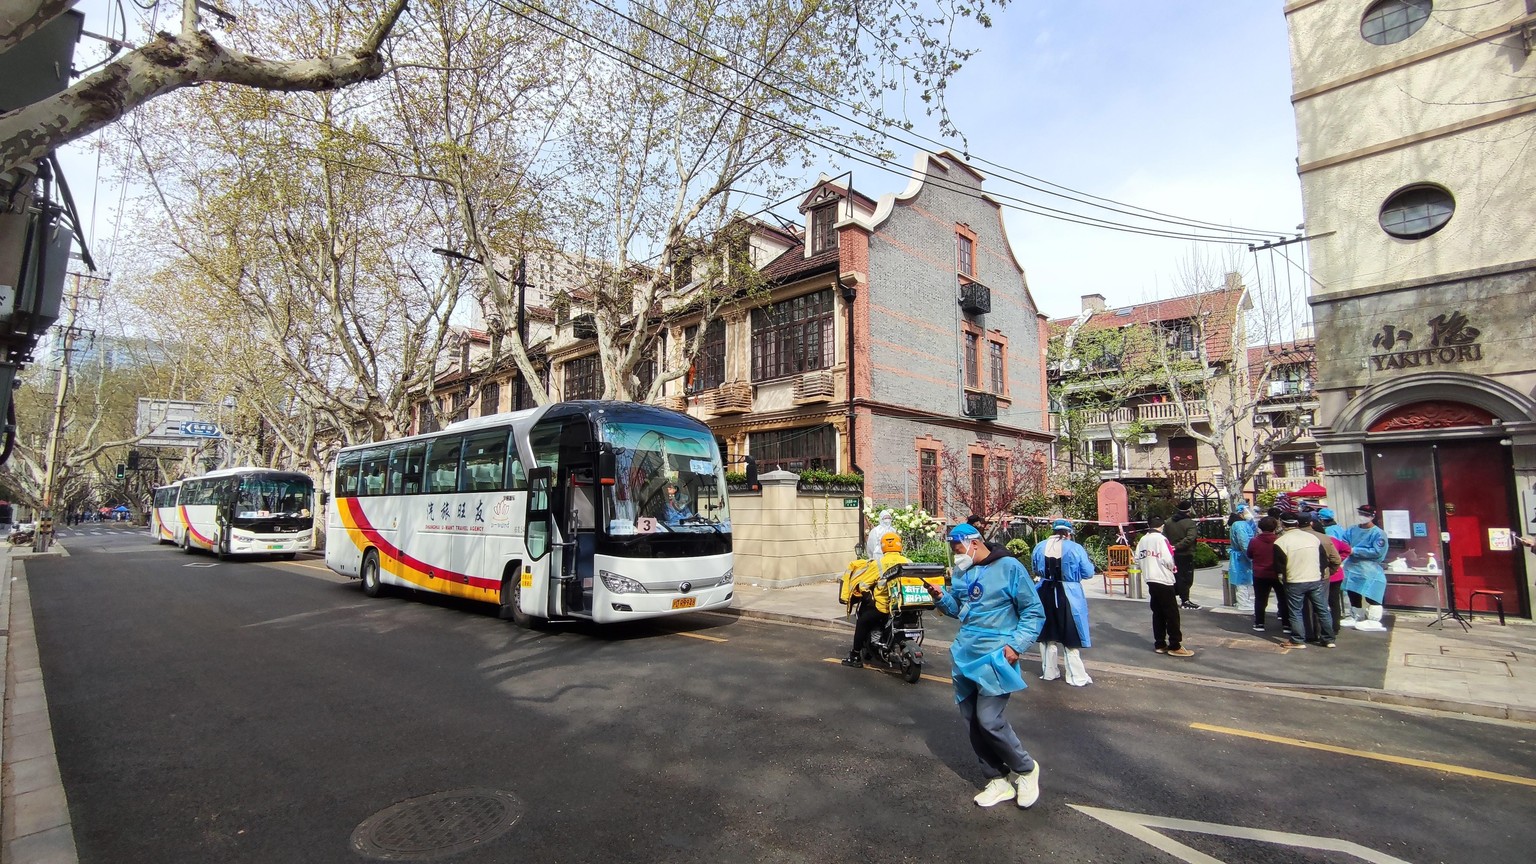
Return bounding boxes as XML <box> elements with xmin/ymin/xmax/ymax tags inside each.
<box><xmin>34</xmin><ymin>276</ymin><xmax>85</xmax><ymax>551</ymax></box>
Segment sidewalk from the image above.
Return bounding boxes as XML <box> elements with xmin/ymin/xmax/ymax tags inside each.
<box><xmin>1</xmin><ymin>542</ymin><xmax>79</xmax><ymax>864</ymax></box>
<box><xmin>729</xmin><ymin>566</ymin><xmax>1536</xmax><ymax>723</ymax></box>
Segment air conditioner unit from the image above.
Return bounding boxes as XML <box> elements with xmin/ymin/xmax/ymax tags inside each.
<box><xmin>1137</xmin><ymin>433</ymin><xmax>1158</xmax><ymax>445</ymax></box>
<box><xmin>1253</xmin><ymin>413</ymin><xmax>1271</xmax><ymax>426</ymax></box>
<box><xmin>1300</xmin><ymin>381</ymin><xmax>1313</xmax><ymax>393</ymax></box>
<box><xmin>1268</xmin><ymin>380</ymin><xmax>1287</xmax><ymax>397</ymax></box>
<box><xmin>1062</xmin><ymin>358</ymin><xmax>1081</xmax><ymax>372</ymax></box>
<box><xmin>1181</xmin><ymin>349</ymin><xmax>1199</xmax><ymax>360</ymax></box>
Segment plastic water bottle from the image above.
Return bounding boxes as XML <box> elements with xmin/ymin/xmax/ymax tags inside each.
<box><xmin>1426</xmin><ymin>553</ymin><xmax>1438</xmax><ymax>571</ymax></box>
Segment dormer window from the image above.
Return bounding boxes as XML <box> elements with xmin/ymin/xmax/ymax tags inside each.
<box><xmin>810</xmin><ymin>203</ymin><xmax>838</xmax><ymax>254</ymax></box>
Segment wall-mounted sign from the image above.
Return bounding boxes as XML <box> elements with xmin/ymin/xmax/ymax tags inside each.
<box><xmin>1369</xmin><ymin>311</ymin><xmax>1482</xmax><ymax>371</ymax></box>
<box><xmin>178</xmin><ymin>421</ymin><xmax>222</xmax><ymax>438</ymax></box>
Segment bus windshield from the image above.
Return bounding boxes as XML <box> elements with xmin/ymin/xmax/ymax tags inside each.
<box><xmin>234</xmin><ymin>475</ymin><xmax>313</xmax><ymax>522</ymax></box>
<box><xmin>601</xmin><ymin>421</ymin><xmax>729</xmax><ymax>536</ymax></box>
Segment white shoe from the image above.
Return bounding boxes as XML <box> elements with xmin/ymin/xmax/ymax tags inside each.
<box><xmin>1355</xmin><ymin>620</ymin><xmax>1387</xmax><ymax>632</ymax></box>
<box><xmin>1339</xmin><ymin>617</ymin><xmax>1356</xmax><ymax>628</ymax></box>
<box><xmin>1013</xmin><ymin>762</ymin><xmax>1041</xmax><ymax>809</ymax></box>
<box><xmin>974</xmin><ymin>777</ymin><xmax>1015</xmax><ymax>807</ymax></box>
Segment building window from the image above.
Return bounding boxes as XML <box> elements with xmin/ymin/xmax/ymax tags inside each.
<box><xmin>685</xmin><ymin>319</ymin><xmax>726</xmax><ymax>391</ymax></box>
<box><xmin>957</xmin><ymin>234</ymin><xmax>974</xmax><ymax>276</ymax></box>
<box><xmin>1087</xmin><ymin>439</ymin><xmax>1116</xmax><ymax>470</ymax></box>
<box><xmin>450</xmin><ymin>387</ymin><xmax>470</xmax><ymax>423</ymax></box>
<box><xmin>564</xmin><ymin>354</ymin><xmax>602</xmax><ymax>400</ymax></box>
<box><xmin>751</xmin><ymin>289</ymin><xmax>835</xmax><ymax>381</ymax></box>
<box><xmin>635</xmin><ymin>360</ymin><xmax>656</xmax><ymax>400</ymax></box>
<box><xmin>419</xmin><ymin>402</ymin><xmax>440</xmax><ymax>435</ymax></box>
<box><xmin>1163</xmin><ymin>318</ymin><xmax>1196</xmax><ymax>354</ymax></box>
<box><xmin>1273</xmin><ymin>454</ymin><xmax>1314</xmax><ymax>479</ymax></box>
<box><xmin>919</xmin><ymin>448</ymin><xmax>940</xmax><ymax>514</ymax></box>
<box><xmin>993</xmin><ymin>455</ymin><xmax>1012</xmax><ymax>504</ymax></box>
<box><xmin>1361</xmin><ymin>0</ymin><xmax>1431</xmax><ymax>46</ymax></box>
<box><xmin>479</xmin><ymin>381</ymin><xmax>500</xmax><ymax>417</ymax></box>
<box><xmin>1379</xmin><ymin>184</ymin><xmax>1454</xmax><ymax>240</ymax></box>
<box><xmin>970</xmin><ymin>453</ymin><xmax>987</xmax><ymax>510</ymax></box>
<box><xmin>1169</xmin><ymin>436</ymin><xmax>1199</xmax><ymax>471</ymax></box>
<box><xmin>810</xmin><ymin>203</ymin><xmax>838</xmax><ymax>254</ymax></box>
<box><xmin>964</xmin><ymin>331</ymin><xmax>980</xmax><ymax>389</ymax></box>
<box><xmin>673</xmin><ymin>250</ymin><xmax>694</xmax><ymax>287</ymax></box>
<box><xmin>749</xmin><ymin>425</ymin><xmax>837</xmax><ymax>473</ymax></box>
<box><xmin>989</xmin><ymin>340</ymin><xmax>1005</xmax><ymax>395</ymax></box>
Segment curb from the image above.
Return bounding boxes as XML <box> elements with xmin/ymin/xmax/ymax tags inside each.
<box><xmin>718</xmin><ymin>605</ymin><xmax>1536</xmax><ymax>724</ymax></box>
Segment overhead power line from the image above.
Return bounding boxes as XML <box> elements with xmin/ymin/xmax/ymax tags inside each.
<box><xmin>578</xmin><ymin>0</ymin><xmax>1293</xmax><ymax>241</ymax></box>
<box><xmin>496</xmin><ymin>0</ymin><xmax>1270</xmax><ymax>246</ymax></box>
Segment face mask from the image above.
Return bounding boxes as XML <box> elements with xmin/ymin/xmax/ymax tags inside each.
<box><xmin>952</xmin><ymin>554</ymin><xmax>974</xmax><ymax>572</ymax></box>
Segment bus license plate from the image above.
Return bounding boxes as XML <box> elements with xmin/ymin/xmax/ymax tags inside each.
<box><xmin>672</xmin><ymin>597</ymin><xmax>697</xmax><ymax>609</ymax></box>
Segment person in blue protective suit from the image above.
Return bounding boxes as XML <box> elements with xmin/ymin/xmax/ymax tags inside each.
<box><xmin>1029</xmin><ymin>519</ymin><xmax>1094</xmax><ymax>686</ymax></box>
<box><xmin>924</xmin><ymin>523</ymin><xmax>1046</xmax><ymax>809</ymax></box>
<box><xmin>1227</xmin><ymin>504</ymin><xmax>1257</xmax><ymax>612</ymax></box>
<box><xmin>1343</xmin><ymin>504</ymin><xmax>1389</xmax><ymax>632</ymax></box>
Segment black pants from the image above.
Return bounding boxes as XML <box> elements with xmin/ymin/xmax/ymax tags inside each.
<box><xmin>1173</xmin><ymin>554</ymin><xmax>1195</xmax><ymax>603</ymax></box>
<box><xmin>1254</xmin><ymin>578</ymin><xmax>1289</xmax><ymax>627</ymax></box>
<box><xmin>851</xmin><ymin>599</ymin><xmax>887</xmax><ymax>656</ymax></box>
<box><xmin>1149</xmin><ymin>582</ymin><xmax>1183</xmax><ymax>650</ymax></box>
<box><xmin>1327</xmin><ymin>581</ymin><xmax>1344</xmax><ymax>633</ymax></box>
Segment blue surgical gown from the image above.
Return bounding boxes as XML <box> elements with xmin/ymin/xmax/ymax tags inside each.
<box><xmin>1343</xmin><ymin>524</ymin><xmax>1388</xmax><ymax>603</ymax></box>
<box><xmin>1228</xmin><ymin>519</ymin><xmax>1256</xmax><ymax>586</ymax></box>
<box><xmin>1031</xmin><ymin>538</ymin><xmax>1095</xmax><ymax>648</ymax></box>
<box><xmin>935</xmin><ymin>555</ymin><xmax>1045</xmax><ymax>702</ymax></box>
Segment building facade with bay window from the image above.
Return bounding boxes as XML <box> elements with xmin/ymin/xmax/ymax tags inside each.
<box><xmin>1285</xmin><ymin>0</ymin><xmax>1536</xmax><ymax>617</ymax></box>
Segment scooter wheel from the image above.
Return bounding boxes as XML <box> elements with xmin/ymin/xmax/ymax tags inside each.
<box><xmin>900</xmin><ymin>647</ymin><xmax>922</xmax><ymax>683</ymax></box>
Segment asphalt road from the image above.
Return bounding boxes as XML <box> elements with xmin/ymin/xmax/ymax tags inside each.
<box><xmin>23</xmin><ymin>527</ymin><xmax>1536</xmax><ymax>864</ymax></box>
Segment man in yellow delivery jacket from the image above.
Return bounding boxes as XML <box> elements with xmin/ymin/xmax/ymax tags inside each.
<box><xmin>841</xmin><ymin>533</ymin><xmax>911</xmax><ymax>667</ymax></box>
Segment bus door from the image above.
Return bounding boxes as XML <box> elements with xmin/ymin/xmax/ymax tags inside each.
<box><xmin>528</xmin><ymin>414</ymin><xmax>600</xmax><ymax>618</ymax></box>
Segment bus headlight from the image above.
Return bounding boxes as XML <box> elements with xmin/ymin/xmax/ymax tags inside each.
<box><xmin>599</xmin><ymin>570</ymin><xmax>647</xmax><ymax>594</ymax></box>
<box><xmin>720</xmin><ymin>568</ymin><xmax>733</xmax><ymax>586</ymax></box>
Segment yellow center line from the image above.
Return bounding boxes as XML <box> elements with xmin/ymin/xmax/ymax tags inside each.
<box><xmin>667</xmin><ymin>630</ymin><xmax>728</xmax><ymax>643</ymax></box>
<box><xmin>821</xmin><ymin>657</ymin><xmax>950</xmax><ymax>685</ymax></box>
<box><xmin>1191</xmin><ymin>722</ymin><xmax>1536</xmax><ymax>788</ymax></box>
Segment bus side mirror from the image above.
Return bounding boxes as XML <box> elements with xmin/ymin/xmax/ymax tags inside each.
<box><xmin>596</xmin><ymin>447</ymin><xmax>617</xmax><ymax>487</ymax></box>
<box><xmin>744</xmin><ymin>456</ymin><xmax>760</xmax><ymax>492</ymax></box>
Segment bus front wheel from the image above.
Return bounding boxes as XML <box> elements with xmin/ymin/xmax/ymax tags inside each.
<box><xmin>216</xmin><ymin>529</ymin><xmax>229</xmax><ymax>561</ymax></box>
<box><xmin>361</xmin><ymin>550</ymin><xmax>383</xmax><ymax>598</ymax></box>
<box><xmin>504</xmin><ymin>576</ymin><xmax>545</xmax><ymax>630</ymax></box>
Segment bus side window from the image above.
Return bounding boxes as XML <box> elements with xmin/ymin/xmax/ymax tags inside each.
<box><xmin>426</xmin><ymin>436</ymin><xmax>463</xmax><ymax>494</ymax></box>
<box><xmin>507</xmin><ymin>455</ymin><xmax>527</xmax><ymax>491</ymax></box>
<box><xmin>402</xmin><ymin>443</ymin><xmax>426</xmax><ymax>495</ymax></box>
<box><xmin>386</xmin><ymin>446</ymin><xmax>407</xmax><ymax>496</ymax></box>
<box><xmin>359</xmin><ymin>449</ymin><xmax>389</xmax><ymax>497</ymax></box>
<box><xmin>462</xmin><ymin>430</ymin><xmax>508</xmax><ymax>492</ymax></box>
<box><xmin>337</xmin><ymin>453</ymin><xmax>361</xmax><ymax>498</ymax></box>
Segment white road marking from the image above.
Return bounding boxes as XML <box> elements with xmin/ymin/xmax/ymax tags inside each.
<box><xmin>1071</xmin><ymin>805</ymin><xmax>1414</xmax><ymax>864</ymax></box>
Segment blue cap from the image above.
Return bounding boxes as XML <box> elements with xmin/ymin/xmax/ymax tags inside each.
<box><xmin>946</xmin><ymin>523</ymin><xmax>981</xmax><ymax>543</ymax></box>
<box><xmin>1051</xmin><ymin>518</ymin><xmax>1074</xmax><ymax>532</ymax></box>
<box><xmin>1318</xmin><ymin>507</ymin><xmax>1335</xmax><ymax>520</ymax></box>
<box><xmin>1236</xmin><ymin>503</ymin><xmax>1250</xmax><ymax>514</ymax></box>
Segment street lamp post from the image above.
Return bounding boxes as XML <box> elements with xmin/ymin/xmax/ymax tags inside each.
<box><xmin>430</xmin><ymin>246</ymin><xmax>529</xmax><ymax>410</ymax></box>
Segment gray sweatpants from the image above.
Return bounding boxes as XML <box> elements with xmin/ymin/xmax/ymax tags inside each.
<box><xmin>958</xmin><ymin>693</ymin><xmax>1036</xmax><ymax>780</ymax></box>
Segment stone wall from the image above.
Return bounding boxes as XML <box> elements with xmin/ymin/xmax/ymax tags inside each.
<box><xmin>729</xmin><ymin>470</ymin><xmax>860</xmax><ymax>587</ymax></box>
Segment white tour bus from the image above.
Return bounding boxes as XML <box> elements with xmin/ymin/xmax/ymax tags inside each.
<box><xmin>149</xmin><ymin>481</ymin><xmax>182</xmax><ymax>544</ymax></box>
<box><xmin>325</xmin><ymin>400</ymin><xmax>754</xmax><ymax>626</ymax></box>
<box><xmin>173</xmin><ymin>468</ymin><xmax>316</xmax><ymax>559</ymax></box>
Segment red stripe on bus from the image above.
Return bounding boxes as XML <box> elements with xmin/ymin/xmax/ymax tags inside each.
<box><xmin>179</xmin><ymin>507</ymin><xmax>215</xmax><ymax>546</ymax></box>
<box><xmin>340</xmin><ymin>498</ymin><xmax>501</xmax><ymax>591</ymax></box>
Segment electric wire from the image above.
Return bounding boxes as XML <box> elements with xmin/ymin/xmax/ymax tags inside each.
<box><xmin>577</xmin><ymin>0</ymin><xmax>1292</xmax><ymax>240</ymax></box>
<box><xmin>496</xmin><ymin>0</ymin><xmax>1266</xmax><ymax>245</ymax></box>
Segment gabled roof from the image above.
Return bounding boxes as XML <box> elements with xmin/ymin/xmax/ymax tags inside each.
<box><xmin>760</xmin><ymin>242</ymin><xmax>840</xmax><ymax>284</ymax></box>
<box><xmin>1049</xmin><ymin>287</ymin><xmax>1248</xmax><ymax>361</ymax></box>
<box><xmin>1246</xmin><ymin>340</ymin><xmax>1316</xmax><ymax>391</ymax></box>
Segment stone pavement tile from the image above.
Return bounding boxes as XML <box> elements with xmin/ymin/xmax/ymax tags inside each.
<box><xmin>7</xmin><ymin>784</ymin><xmax>71</xmax><ymax>838</ymax></box>
<box><xmin>13</xmin><ymin>665</ymin><xmax>42</xmax><ymax>683</ymax></box>
<box><xmin>6</xmin><ymin>754</ymin><xmax>63</xmax><ymax>796</ymax></box>
<box><xmin>10</xmin><ymin>679</ymin><xmax>44</xmax><ymax>702</ymax></box>
<box><xmin>6</xmin><ymin>728</ymin><xmax>56</xmax><ymax>763</ymax></box>
<box><xmin>7</xmin><ymin>691</ymin><xmax>48</xmax><ymax>717</ymax></box>
<box><xmin>7</xmin><ymin>707</ymin><xmax>51</xmax><ymax>736</ymax></box>
<box><xmin>4</xmin><ymin>824</ymin><xmax>77</xmax><ymax>864</ymax></box>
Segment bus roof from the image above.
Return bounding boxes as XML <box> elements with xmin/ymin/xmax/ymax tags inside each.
<box><xmin>337</xmin><ymin>400</ymin><xmax>710</xmax><ymax>456</ymax></box>
<box><xmin>180</xmin><ymin>467</ymin><xmax>312</xmax><ymax>482</ymax></box>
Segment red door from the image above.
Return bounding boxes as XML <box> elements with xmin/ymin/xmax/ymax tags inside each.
<box><xmin>1368</xmin><ymin>440</ymin><xmax>1527</xmax><ymax>616</ymax></box>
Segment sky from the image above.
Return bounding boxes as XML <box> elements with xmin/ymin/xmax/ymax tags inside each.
<box><xmin>54</xmin><ymin>1</ymin><xmax>1305</xmax><ymax>322</ymax></box>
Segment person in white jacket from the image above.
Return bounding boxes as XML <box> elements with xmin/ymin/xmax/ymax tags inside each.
<box><xmin>865</xmin><ymin>509</ymin><xmax>896</xmax><ymax>558</ymax></box>
<box><xmin>1136</xmin><ymin>516</ymin><xmax>1194</xmax><ymax>657</ymax></box>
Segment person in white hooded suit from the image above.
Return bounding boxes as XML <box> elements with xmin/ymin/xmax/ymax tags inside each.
<box><xmin>1030</xmin><ymin>519</ymin><xmax>1094</xmax><ymax>686</ymax></box>
<box><xmin>865</xmin><ymin>509</ymin><xmax>896</xmax><ymax>558</ymax></box>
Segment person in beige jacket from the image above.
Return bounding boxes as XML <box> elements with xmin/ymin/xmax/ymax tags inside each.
<box><xmin>1272</xmin><ymin>514</ymin><xmax>1336</xmax><ymax>649</ymax></box>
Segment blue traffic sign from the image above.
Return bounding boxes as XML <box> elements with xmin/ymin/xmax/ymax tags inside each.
<box><xmin>178</xmin><ymin>421</ymin><xmax>222</xmax><ymax>438</ymax></box>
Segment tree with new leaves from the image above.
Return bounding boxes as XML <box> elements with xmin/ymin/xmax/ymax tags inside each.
<box><xmin>0</xmin><ymin>0</ymin><xmax>411</xmax><ymax>173</ymax></box>
<box><xmin>939</xmin><ymin>443</ymin><xmax>1047</xmax><ymax>527</ymax></box>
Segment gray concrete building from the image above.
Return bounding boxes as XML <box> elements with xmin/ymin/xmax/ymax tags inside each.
<box><xmin>1285</xmin><ymin>0</ymin><xmax>1536</xmax><ymax>617</ymax></box>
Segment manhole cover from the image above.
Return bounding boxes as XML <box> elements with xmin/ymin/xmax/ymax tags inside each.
<box><xmin>350</xmin><ymin>788</ymin><xmax>523</xmax><ymax>861</ymax></box>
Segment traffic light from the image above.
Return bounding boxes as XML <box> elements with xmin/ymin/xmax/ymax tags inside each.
<box><xmin>126</xmin><ymin>451</ymin><xmax>140</xmax><ymax>470</ymax></box>
<box><xmin>115</xmin><ymin>463</ymin><xmax>125</xmax><ymax>481</ymax></box>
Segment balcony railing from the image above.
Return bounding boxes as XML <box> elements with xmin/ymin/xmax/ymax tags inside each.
<box><xmin>964</xmin><ymin>391</ymin><xmax>998</xmax><ymax>420</ymax></box>
<box><xmin>1137</xmin><ymin>400</ymin><xmax>1208</xmax><ymax>424</ymax></box>
<box><xmin>1266</xmin><ymin>476</ymin><xmax>1323</xmax><ymax>493</ymax></box>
